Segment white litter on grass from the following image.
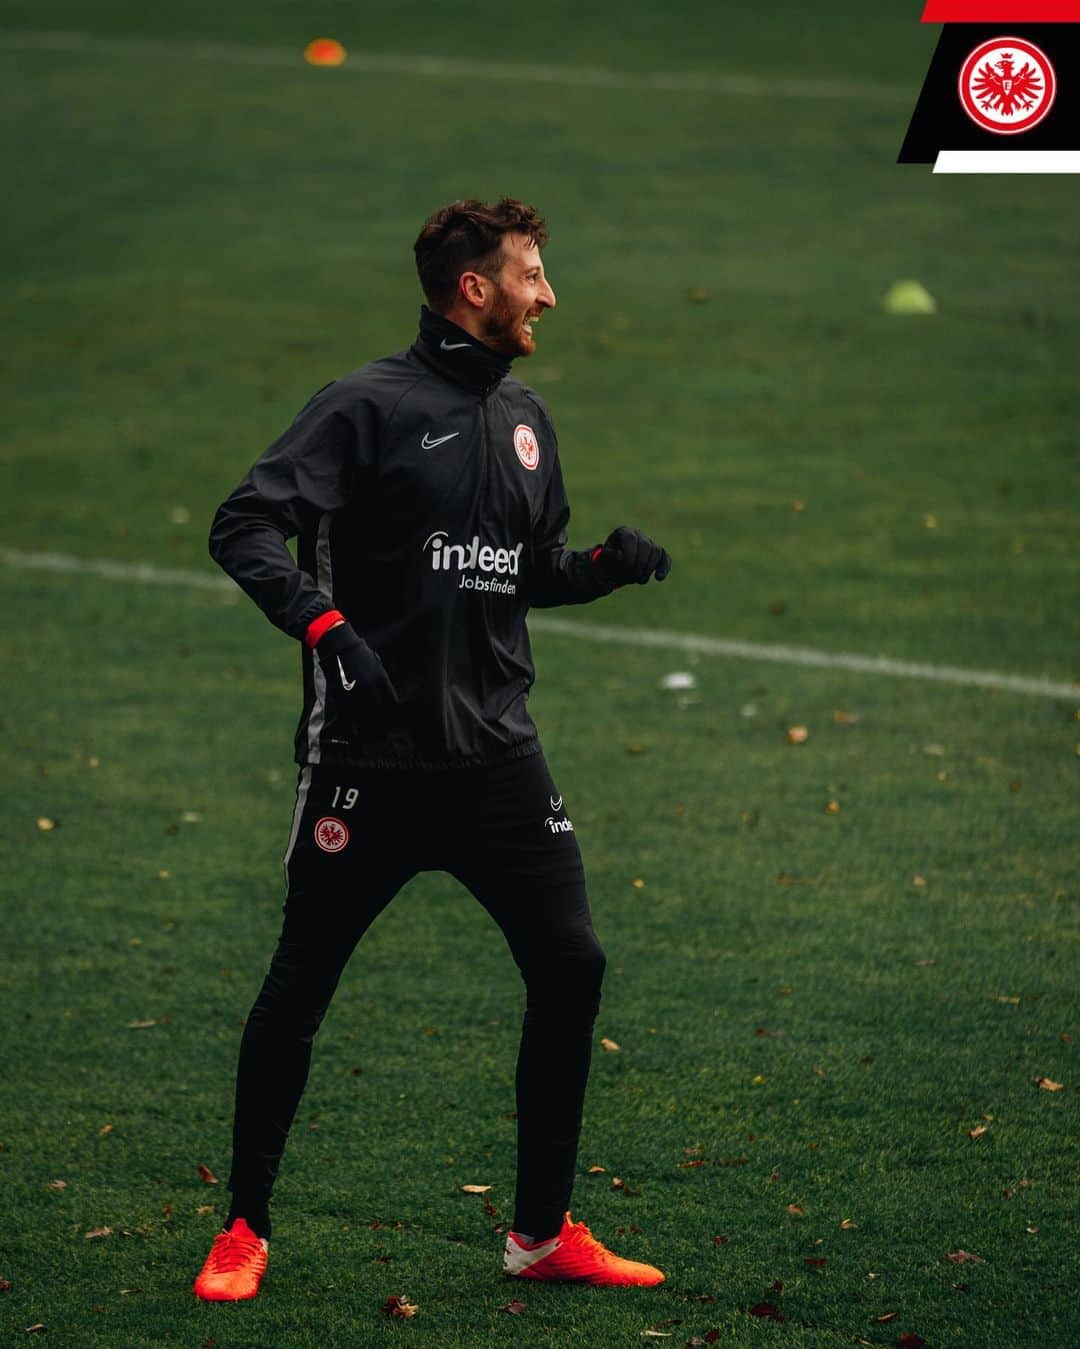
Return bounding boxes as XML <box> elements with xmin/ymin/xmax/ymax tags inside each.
<box><xmin>740</xmin><ymin>702</ymin><xmax>759</xmax><ymax>718</ymax></box>
<box><xmin>661</xmin><ymin>672</ymin><xmax>696</xmax><ymax>690</ymax></box>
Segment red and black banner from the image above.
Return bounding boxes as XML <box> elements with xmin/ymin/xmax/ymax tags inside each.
<box><xmin>899</xmin><ymin>3</ymin><xmax>1080</xmax><ymax>167</ymax></box>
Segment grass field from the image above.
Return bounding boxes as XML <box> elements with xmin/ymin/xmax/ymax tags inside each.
<box><xmin>1</xmin><ymin>4</ymin><xmax>1077</xmax><ymax>1346</ymax></box>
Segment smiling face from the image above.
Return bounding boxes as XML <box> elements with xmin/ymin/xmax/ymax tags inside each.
<box><xmin>476</xmin><ymin>232</ymin><xmax>557</xmax><ymax>359</ymax></box>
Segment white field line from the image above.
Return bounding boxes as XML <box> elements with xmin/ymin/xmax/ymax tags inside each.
<box><xmin>2</xmin><ymin>548</ymin><xmax>1074</xmax><ymax>701</ymax></box>
<box><xmin>0</xmin><ymin>28</ymin><xmax>912</xmax><ymax>104</ymax></box>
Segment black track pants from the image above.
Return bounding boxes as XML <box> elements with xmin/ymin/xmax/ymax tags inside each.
<box><xmin>226</xmin><ymin>748</ymin><xmax>605</xmax><ymax>1240</ymax></box>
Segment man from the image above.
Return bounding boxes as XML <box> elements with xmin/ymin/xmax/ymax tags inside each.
<box><xmin>195</xmin><ymin>198</ymin><xmax>671</xmax><ymax>1301</ymax></box>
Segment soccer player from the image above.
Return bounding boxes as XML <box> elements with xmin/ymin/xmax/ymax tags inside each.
<box><xmin>195</xmin><ymin>198</ymin><xmax>671</xmax><ymax>1301</ymax></box>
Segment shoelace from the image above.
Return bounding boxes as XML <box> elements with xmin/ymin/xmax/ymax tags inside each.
<box><xmin>568</xmin><ymin>1221</ymin><xmax>617</xmax><ymax>1264</ymax></box>
<box><xmin>208</xmin><ymin>1230</ymin><xmax>264</xmax><ymax>1273</ymax></box>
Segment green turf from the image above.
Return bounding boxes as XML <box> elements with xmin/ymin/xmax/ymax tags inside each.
<box><xmin>1</xmin><ymin>4</ymin><xmax>1078</xmax><ymax>1345</ymax></box>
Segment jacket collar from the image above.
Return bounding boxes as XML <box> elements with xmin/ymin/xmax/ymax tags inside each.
<box><xmin>411</xmin><ymin>304</ymin><xmax>512</xmax><ymax>396</ymax></box>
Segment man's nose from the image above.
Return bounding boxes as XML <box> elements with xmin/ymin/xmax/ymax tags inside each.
<box><xmin>541</xmin><ymin>280</ymin><xmax>556</xmax><ymax>309</ymax></box>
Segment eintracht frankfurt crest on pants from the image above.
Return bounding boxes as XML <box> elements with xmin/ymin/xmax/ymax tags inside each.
<box><xmin>959</xmin><ymin>37</ymin><xmax>1057</xmax><ymax>134</ymax></box>
<box><xmin>314</xmin><ymin>817</ymin><xmax>349</xmax><ymax>853</ymax></box>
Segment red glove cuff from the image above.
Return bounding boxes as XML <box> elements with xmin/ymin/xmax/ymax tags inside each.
<box><xmin>304</xmin><ymin>609</ymin><xmax>345</xmax><ymax>649</ymax></box>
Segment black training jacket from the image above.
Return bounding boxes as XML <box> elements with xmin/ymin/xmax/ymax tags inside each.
<box><xmin>209</xmin><ymin>305</ymin><xmax>614</xmax><ymax>770</ymax></box>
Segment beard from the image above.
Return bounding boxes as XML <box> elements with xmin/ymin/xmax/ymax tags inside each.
<box><xmin>481</xmin><ymin>284</ymin><xmax>536</xmax><ymax>360</ymax></box>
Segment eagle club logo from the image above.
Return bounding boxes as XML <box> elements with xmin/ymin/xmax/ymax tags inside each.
<box><xmin>513</xmin><ymin>423</ymin><xmax>540</xmax><ymax>471</ymax></box>
<box><xmin>958</xmin><ymin>37</ymin><xmax>1057</xmax><ymax>136</ymax></box>
<box><xmin>314</xmin><ymin>816</ymin><xmax>349</xmax><ymax>853</ymax></box>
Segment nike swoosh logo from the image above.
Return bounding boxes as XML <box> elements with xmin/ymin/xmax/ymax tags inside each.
<box><xmin>440</xmin><ymin>339</ymin><xmax>471</xmax><ymax>351</ymax></box>
<box><xmin>336</xmin><ymin>657</ymin><xmax>356</xmax><ymax>692</ymax></box>
<box><xmin>550</xmin><ymin>795</ymin><xmax>563</xmax><ymax>812</ymax></box>
<box><xmin>421</xmin><ymin>431</ymin><xmax>460</xmax><ymax>449</ymax></box>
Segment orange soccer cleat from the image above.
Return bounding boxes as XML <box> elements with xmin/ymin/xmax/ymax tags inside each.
<box><xmin>503</xmin><ymin>1212</ymin><xmax>664</xmax><ymax>1287</ymax></box>
<box><xmin>193</xmin><ymin>1217</ymin><xmax>269</xmax><ymax>1301</ymax></box>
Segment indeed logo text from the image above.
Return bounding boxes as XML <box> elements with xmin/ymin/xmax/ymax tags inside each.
<box><xmin>423</xmin><ymin>531</ymin><xmax>525</xmax><ymax>595</ymax></box>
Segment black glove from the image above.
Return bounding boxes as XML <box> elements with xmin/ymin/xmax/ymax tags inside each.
<box><xmin>316</xmin><ymin>622</ymin><xmax>398</xmax><ymax>736</ymax></box>
<box><xmin>593</xmin><ymin>526</ymin><xmax>672</xmax><ymax>587</ymax></box>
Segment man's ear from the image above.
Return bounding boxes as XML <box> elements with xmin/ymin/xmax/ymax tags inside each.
<box><xmin>459</xmin><ymin>270</ymin><xmax>489</xmax><ymax>310</ymax></box>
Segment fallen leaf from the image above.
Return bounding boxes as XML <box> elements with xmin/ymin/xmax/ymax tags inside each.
<box><xmin>36</xmin><ymin>818</ymin><xmax>56</xmax><ymax>832</ymax></box>
<box><xmin>897</xmin><ymin>1336</ymin><xmax>927</xmax><ymax>1348</ymax></box>
<box><xmin>944</xmin><ymin>1250</ymin><xmax>984</xmax><ymax>1264</ymax></box>
<box><xmin>641</xmin><ymin>1334</ymin><xmax>671</xmax><ymax>1340</ymax></box>
<box><xmin>876</xmin><ymin>1311</ymin><xmax>900</xmax><ymax>1323</ymax></box>
<box><xmin>1035</xmin><ymin>1077</ymin><xmax>1063</xmax><ymax>1092</ymax></box>
<box><xmin>196</xmin><ymin>1204</ymin><xmax>214</xmax><ymax>1214</ymax></box>
<box><xmin>786</xmin><ymin>1204</ymin><xmax>805</xmax><ymax>1216</ymax></box>
<box><xmin>24</xmin><ymin>1326</ymin><xmax>46</xmax><ymax>1334</ymax></box>
<box><xmin>968</xmin><ymin>1125</ymin><xmax>988</xmax><ymax>1140</ymax></box>
<box><xmin>0</xmin><ymin>1278</ymin><xmax>11</xmax><ymax>1292</ymax></box>
<box><xmin>47</xmin><ymin>1179</ymin><xmax>67</xmax><ymax>1190</ymax></box>
<box><xmin>497</xmin><ymin>1299</ymin><xmax>527</xmax><ymax>1314</ymax></box>
<box><xmin>127</xmin><ymin>1019</ymin><xmax>160</xmax><ymax>1030</ymax></box>
<box><xmin>461</xmin><ymin>1184</ymin><xmax>491</xmax><ymax>1194</ymax></box>
<box><xmin>632</xmin><ymin>878</ymin><xmax>645</xmax><ymax>889</ymax></box>
<box><xmin>588</xmin><ymin>1165</ymin><xmax>606</xmax><ymax>1173</ymax></box>
<box><xmin>84</xmin><ymin>1227</ymin><xmax>112</xmax><ymax>1240</ymax></box>
<box><xmin>840</xmin><ymin>1218</ymin><xmax>858</xmax><ymax>1230</ymax></box>
<box><xmin>825</xmin><ymin>800</ymin><xmax>841</xmax><ymax>814</ymax></box>
<box><xmin>611</xmin><ymin>1176</ymin><xmax>639</xmax><ymax>1194</ymax></box>
<box><xmin>786</xmin><ymin>726</ymin><xmax>808</xmax><ymax>744</ymax></box>
<box><xmin>912</xmin><ymin>875</ymin><xmax>927</xmax><ymax>887</ymax></box>
<box><xmin>834</xmin><ymin>709</ymin><xmax>859</xmax><ymax>725</ymax></box>
<box><xmin>713</xmin><ymin>1234</ymin><xmax>728</xmax><ymax>1245</ymax></box>
<box><xmin>922</xmin><ymin>742</ymin><xmax>945</xmax><ymax>756</ymax></box>
<box><xmin>705</xmin><ymin>1333</ymin><xmax>720</xmax><ymax>1345</ymax></box>
<box><xmin>804</xmin><ymin>1257</ymin><xmax>827</xmax><ymax>1268</ymax></box>
<box><xmin>381</xmin><ymin>1294</ymin><xmax>418</xmax><ymax>1319</ymax></box>
<box><xmin>792</xmin><ymin>499</ymin><xmax>806</xmax><ymax>512</ymax></box>
<box><xmin>748</xmin><ymin>1303</ymin><xmax>784</xmax><ymax>1321</ymax></box>
<box><xmin>1026</xmin><ymin>1225</ymin><xmax>1039</xmax><ymax>1234</ymax></box>
<box><xmin>601</xmin><ymin>1038</ymin><xmax>621</xmax><ymax>1052</ymax></box>
<box><xmin>198</xmin><ymin>1164</ymin><xmax>218</xmax><ymax>1184</ymax></box>
<box><xmin>995</xmin><ymin>994</ymin><xmax>1020</xmax><ymax>1004</ymax></box>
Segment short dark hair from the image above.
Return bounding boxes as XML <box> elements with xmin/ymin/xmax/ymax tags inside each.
<box><xmin>414</xmin><ymin>197</ymin><xmax>549</xmax><ymax>313</ymax></box>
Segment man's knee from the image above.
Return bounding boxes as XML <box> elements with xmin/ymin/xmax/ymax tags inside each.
<box><xmin>247</xmin><ymin>940</ymin><xmax>346</xmax><ymax>1041</ymax></box>
<box><xmin>523</xmin><ymin>929</ymin><xmax>606</xmax><ymax>1010</ymax></box>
